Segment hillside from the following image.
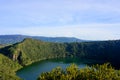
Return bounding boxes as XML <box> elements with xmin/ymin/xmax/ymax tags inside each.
<box><xmin>0</xmin><ymin>54</ymin><xmax>22</xmax><ymax>80</ymax></box>
<box><xmin>0</xmin><ymin>35</ymin><xmax>86</xmax><ymax>44</ymax></box>
<box><xmin>0</xmin><ymin>38</ymin><xmax>68</xmax><ymax>65</ymax></box>
<box><xmin>0</xmin><ymin>38</ymin><xmax>120</xmax><ymax>67</ymax></box>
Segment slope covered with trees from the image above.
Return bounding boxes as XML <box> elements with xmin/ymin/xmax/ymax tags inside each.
<box><xmin>0</xmin><ymin>54</ymin><xmax>22</xmax><ymax>80</ymax></box>
<box><xmin>0</xmin><ymin>38</ymin><xmax>67</xmax><ymax>65</ymax></box>
<box><xmin>0</xmin><ymin>38</ymin><xmax>120</xmax><ymax>67</ymax></box>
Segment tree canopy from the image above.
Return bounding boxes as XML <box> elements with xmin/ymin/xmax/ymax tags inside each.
<box><xmin>38</xmin><ymin>63</ymin><xmax>120</xmax><ymax>80</ymax></box>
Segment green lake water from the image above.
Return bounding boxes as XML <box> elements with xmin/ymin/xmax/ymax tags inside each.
<box><xmin>17</xmin><ymin>58</ymin><xmax>103</xmax><ymax>80</ymax></box>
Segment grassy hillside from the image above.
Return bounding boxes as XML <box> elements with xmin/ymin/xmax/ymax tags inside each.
<box><xmin>0</xmin><ymin>54</ymin><xmax>22</xmax><ymax>80</ymax></box>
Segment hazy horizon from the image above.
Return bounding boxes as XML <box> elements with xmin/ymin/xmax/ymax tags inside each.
<box><xmin>0</xmin><ymin>0</ymin><xmax>120</xmax><ymax>40</ymax></box>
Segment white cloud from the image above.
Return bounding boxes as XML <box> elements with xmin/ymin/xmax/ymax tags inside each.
<box><xmin>0</xmin><ymin>0</ymin><xmax>120</xmax><ymax>40</ymax></box>
<box><xmin>1</xmin><ymin>23</ymin><xmax>120</xmax><ymax>40</ymax></box>
<box><xmin>1</xmin><ymin>0</ymin><xmax>120</xmax><ymax>25</ymax></box>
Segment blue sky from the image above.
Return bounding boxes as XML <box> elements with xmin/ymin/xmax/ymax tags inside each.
<box><xmin>0</xmin><ymin>0</ymin><xmax>120</xmax><ymax>40</ymax></box>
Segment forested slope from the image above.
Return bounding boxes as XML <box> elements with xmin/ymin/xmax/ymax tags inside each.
<box><xmin>0</xmin><ymin>54</ymin><xmax>22</xmax><ymax>80</ymax></box>
<box><xmin>0</xmin><ymin>38</ymin><xmax>120</xmax><ymax>67</ymax></box>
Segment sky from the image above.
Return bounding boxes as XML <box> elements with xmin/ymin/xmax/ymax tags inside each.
<box><xmin>0</xmin><ymin>0</ymin><xmax>120</xmax><ymax>40</ymax></box>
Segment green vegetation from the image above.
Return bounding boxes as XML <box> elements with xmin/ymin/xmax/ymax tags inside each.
<box><xmin>0</xmin><ymin>38</ymin><xmax>68</xmax><ymax>65</ymax></box>
<box><xmin>0</xmin><ymin>54</ymin><xmax>22</xmax><ymax>80</ymax></box>
<box><xmin>38</xmin><ymin>63</ymin><xmax>120</xmax><ymax>80</ymax></box>
<box><xmin>0</xmin><ymin>38</ymin><xmax>120</xmax><ymax>79</ymax></box>
<box><xmin>1</xmin><ymin>38</ymin><xmax>120</xmax><ymax>67</ymax></box>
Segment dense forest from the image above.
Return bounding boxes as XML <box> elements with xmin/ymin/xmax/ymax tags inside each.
<box><xmin>1</xmin><ymin>38</ymin><xmax>120</xmax><ymax>66</ymax></box>
<box><xmin>0</xmin><ymin>38</ymin><xmax>120</xmax><ymax>80</ymax></box>
<box><xmin>0</xmin><ymin>54</ymin><xmax>22</xmax><ymax>80</ymax></box>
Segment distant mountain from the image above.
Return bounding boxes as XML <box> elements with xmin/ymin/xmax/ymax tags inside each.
<box><xmin>0</xmin><ymin>35</ymin><xmax>87</xmax><ymax>44</ymax></box>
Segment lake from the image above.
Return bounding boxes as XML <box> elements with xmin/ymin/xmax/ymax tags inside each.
<box><xmin>17</xmin><ymin>58</ymin><xmax>104</xmax><ymax>80</ymax></box>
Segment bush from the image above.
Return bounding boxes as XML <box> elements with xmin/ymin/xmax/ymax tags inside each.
<box><xmin>38</xmin><ymin>63</ymin><xmax>120</xmax><ymax>80</ymax></box>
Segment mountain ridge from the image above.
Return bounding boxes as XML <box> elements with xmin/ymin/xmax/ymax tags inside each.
<box><xmin>0</xmin><ymin>35</ymin><xmax>87</xmax><ymax>45</ymax></box>
<box><xmin>1</xmin><ymin>38</ymin><xmax>120</xmax><ymax>67</ymax></box>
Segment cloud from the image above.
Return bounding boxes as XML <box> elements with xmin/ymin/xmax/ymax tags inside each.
<box><xmin>0</xmin><ymin>23</ymin><xmax>120</xmax><ymax>40</ymax></box>
<box><xmin>0</xmin><ymin>0</ymin><xmax>120</xmax><ymax>40</ymax></box>
<box><xmin>1</xmin><ymin>0</ymin><xmax>120</xmax><ymax>26</ymax></box>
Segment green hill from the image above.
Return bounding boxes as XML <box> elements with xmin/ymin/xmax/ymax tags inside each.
<box><xmin>0</xmin><ymin>38</ymin><xmax>68</xmax><ymax>65</ymax></box>
<box><xmin>0</xmin><ymin>54</ymin><xmax>22</xmax><ymax>80</ymax></box>
<box><xmin>1</xmin><ymin>38</ymin><xmax>120</xmax><ymax>67</ymax></box>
